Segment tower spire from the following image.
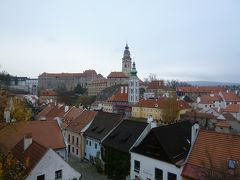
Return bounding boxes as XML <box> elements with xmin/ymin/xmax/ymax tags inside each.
<box><xmin>122</xmin><ymin>43</ymin><xmax>132</xmax><ymax>77</ymax></box>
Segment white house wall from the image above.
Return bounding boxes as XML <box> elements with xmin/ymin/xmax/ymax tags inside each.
<box><xmin>26</xmin><ymin>148</ymin><xmax>81</xmax><ymax>180</ymax></box>
<box><xmin>130</xmin><ymin>152</ymin><xmax>182</xmax><ymax>180</ymax></box>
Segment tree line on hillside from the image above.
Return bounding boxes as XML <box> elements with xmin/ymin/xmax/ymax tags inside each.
<box><xmin>56</xmin><ymin>84</ymin><xmax>96</xmax><ymax>108</ymax></box>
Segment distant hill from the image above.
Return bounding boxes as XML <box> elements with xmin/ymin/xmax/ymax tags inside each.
<box><xmin>187</xmin><ymin>81</ymin><xmax>240</xmax><ymax>87</ymax></box>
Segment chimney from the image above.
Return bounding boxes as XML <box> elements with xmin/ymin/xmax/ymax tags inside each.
<box><xmin>65</xmin><ymin>105</ymin><xmax>69</xmax><ymax>112</ymax></box>
<box><xmin>24</xmin><ymin>133</ymin><xmax>32</xmax><ymax>151</ymax></box>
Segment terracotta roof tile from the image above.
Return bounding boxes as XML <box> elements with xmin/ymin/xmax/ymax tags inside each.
<box><xmin>82</xmin><ymin>70</ymin><xmax>97</xmax><ymax>77</ymax></box>
<box><xmin>37</xmin><ymin>104</ymin><xmax>70</xmax><ymax>120</ymax></box>
<box><xmin>147</xmin><ymin>80</ymin><xmax>164</xmax><ymax>89</ymax></box>
<box><xmin>40</xmin><ymin>89</ymin><xmax>58</xmax><ymax>96</ymax></box>
<box><xmin>63</xmin><ymin>107</ymin><xmax>84</xmax><ymax>127</ymax></box>
<box><xmin>199</xmin><ymin>94</ymin><xmax>222</xmax><ymax>104</ymax></box>
<box><xmin>107</xmin><ymin>72</ymin><xmax>127</xmax><ymax>78</ymax></box>
<box><xmin>182</xmin><ymin>130</ymin><xmax>240</xmax><ymax>179</ymax></box>
<box><xmin>39</xmin><ymin>72</ymin><xmax>83</xmax><ymax>77</ymax></box>
<box><xmin>0</xmin><ymin>121</ymin><xmax>65</xmax><ymax>154</ymax></box>
<box><xmin>223</xmin><ymin>104</ymin><xmax>240</xmax><ymax>113</ymax></box>
<box><xmin>108</xmin><ymin>91</ymin><xmax>128</xmax><ymax>102</ymax></box>
<box><xmin>134</xmin><ymin>98</ymin><xmax>190</xmax><ymax>110</ymax></box>
<box><xmin>12</xmin><ymin>139</ymin><xmax>48</xmax><ymax>175</ymax></box>
<box><xmin>177</xmin><ymin>86</ymin><xmax>226</xmax><ymax>93</ymax></box>
<box><xmin>221</xmin><ymin>92</ymin><xmax>240</xmax><ymax>102</ymax></box>
<box><xmin>66</xmin><ymin>110</ymin><xmax>98</xmax><ymax>133</ymax></box>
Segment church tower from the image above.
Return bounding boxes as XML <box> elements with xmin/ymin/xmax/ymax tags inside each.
<box><xmin>128</xmin><ymin>61</ymin><xmax>139</xmax><ymax>104</ymax></box>
<box><xmin>122</xmin><ymin>43</ymin><xmax>132</xmax><ymax>77</ymax></box>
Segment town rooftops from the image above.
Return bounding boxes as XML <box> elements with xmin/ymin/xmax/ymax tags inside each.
<box><xmin>221</xmin><ymin>92</ymin><xmax>240</xmax><ymax>102</ymax></box>
<box><xmin>102</xmin><ymin>120</ymin><xmax>149</xmax><ymax>153</ymax></box>
<box><xmin>63</xmin><ymin>107</ymin><xmax>85</xmax><ymax>127</ymax></box>
<box><xmin>107</xmin><ymin>72</ymin><xmax>128</xmax><ymax>78</ymax></box>
<box><xmin>182</xmin><ymin>130</ymin><xmax>240</xmax><ymax>180</ymax></box>
<box><xmin>223</xmin><ymin>104</ymin><xmax>240</xmax><ymax>113</ymax></box>
<box><xmin>84</xmin><ymin>111</ymin><xmax>123</xmax><ymax>141</ymax></box>
<box><xmin>12</xmin><ymin>138</ymin><xmax>48</xmax><ymax>175</ymax></box>
<box><xmin>199</xmin><ymin>94</ymin><xmax>222</xmax><ymax>104</ymax></box>
<box><xmin>222</xmin><ymin>113</ymin><xmax>237</xmax><ymax>121</ymax></box>
<box><xmin>134</xmin><ymin>98</ymin><xmax>190</xmax><ymax>110</ymax></box>
<box><xmin>82</xmin><ymin>69</ymin><xmax>97</xmax><ymax>77</ymax></box>
<box><xmin>147</xmin><ymin>80</ymin><xmax>164</xmax><ymax>89</ymax></box>
<box><xmin>0</xmin><ymin>121</ymin><xmax>65</xmax><ymax>154</ymax></box>
<box><xmin>39</xmin><ymin>89</ymin><xmax>58</xmax><ymax>96</ymax></box>
<box><xmin>66</xmin><ymin>110</ymin><xmax>98</xmax><ymax>134</ymax></box>
<box><xmin>177</xmin><ymin>86</ymin><xmax>226</xmax><ymax>93</ymax></box>
<box><xmin>131</xmin><ymin>121</ymin><xmax>192</xmax><ymax>165</ymax></box>
<box><xmin>37</xmin><ymin>104</ymin><xmax>68</xmax><ymax>120</ymax></box>
<box><xmin>108</xmin><ymin>90</ymin><xmax>128</xmax><ymax>102</ymax></box>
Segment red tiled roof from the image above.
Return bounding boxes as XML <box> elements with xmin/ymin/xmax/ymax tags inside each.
<box><xmin>107</xmin><ymin>72</ymin><xmax>127</xmax><ymax>78</ymax></box>
<box><xmin>177</xmin><ymin>86</ymin><xmax>226</xmax><ymax>93</ymax></box>
<box><xmin>12</xmin><ymin>139</ymin><xmax>48</xmax><ymax>175</ymax></box>
<box><xmin>134</xmin><ymin>99</ymin><xmax>165</xmax><ymax>108</ymax></box>
<box><xmin>38</xmin><ymin>104</ymin><xmax>69</xmax><ymax>120</ymax></box>
<box><xmin>40</xmin><ymin>89</ymin><xmax>58</xmax><ymax>96</ymax></box>
<box><xmin>82</xmin><ymin>70</ymin><xmax>97</xmax><ymax>76</ymax></box>
<box><xmin>199</xmin><ymin>94</ymin><xmax>222</xmax><ymax>104</ymax></box>
<box><xmin>223</xmin><ymin>104</ymin><xmax>240</xmax><ymax>113</ymax></box>
<box><xmin>177</xmin><ymin>100</ymin><xmax>191</xmax><ymax>110</ymax></box>
<box><xmin>39</xmin><ymin>72</ymin><xmax>83</xmax><ymax>77</ymax></box>
<box><xmin>107</xmin><ymin>87</ymin><xmax>128</xmax><ymax>102</ymax></box>
<box><xmin>182</xmin><ymin>130</ymin><xmax>240</xmax><ymax>179</ymax></box>
<box><xmin>221</xmin><ymin>92</ymin><xmax>240</xmax><ymax>102</ymax></box>
<box><xmin>0</xmin><ymin>121</ymin><xmax>65</xmax><ymax>154</ymax></box>
<box><xmin>63</xmin><ymin>107</ymin><xmax>84</xmax><ymax>127</ymax></box>
<box><xmin>66</xmin><ymin>110</ymin><xmax>98</xmax><ymax>133</ymax></box>
<box><xmin>134</xmin><ymin>98</ymin><xmax>190</xmax><ymax>109</ymax></box>
<box><xmin>108</xmin><ymin>91</ymin><xmax>128</xmax><ymax>102</ymax></box>
<box><xmin>147</xmin><ymin>80</ymin><xmax>164</xmax><ymax>89</ymax></box>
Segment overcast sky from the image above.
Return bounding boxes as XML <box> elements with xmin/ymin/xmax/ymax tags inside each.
<box><xmin>0</xmin><ymin>0</ymin><xmax>240</xmax><ymax>82</ymax></box>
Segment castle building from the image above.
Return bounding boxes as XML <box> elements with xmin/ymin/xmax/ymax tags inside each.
<box><xmin>128</xmin><ymin>62</ymin><xmax>140</xmax><ymax>104</ymax></box>
<box><xmin>122</xmin><ymin>43</ymin><xmax>132</xmax><ymax>77</ymax></box>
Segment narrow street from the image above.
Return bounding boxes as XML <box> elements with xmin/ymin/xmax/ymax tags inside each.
<box><xmin>68</xmin><ymin>156</ymin><xmax>109</xmax><ymax>180</ymax></box>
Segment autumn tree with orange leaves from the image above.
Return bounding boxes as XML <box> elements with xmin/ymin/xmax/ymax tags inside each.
<box><xmin>0</xmin><ymin>152</ymin><xmax>25</xmax><ymax>180</ymax></box>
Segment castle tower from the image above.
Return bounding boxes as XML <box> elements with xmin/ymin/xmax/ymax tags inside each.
<box><xmin>122</xmin><ymin>43</ymin><xmax>132</xmax><ymax>77</ymax></box>
<box><xmin>128</xmin><ymin>61</ymin><xmax>139</xmax><ymax>104</ymax></box>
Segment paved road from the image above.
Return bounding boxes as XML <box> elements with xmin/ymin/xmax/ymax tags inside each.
<box><xmin>68</xmin><ymin>156</ymin><xmax>109</xmax><ymax>180</ymax></box>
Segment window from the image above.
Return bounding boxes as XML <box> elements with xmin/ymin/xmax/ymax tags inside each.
<box><xmin>89</xmin><ymin>141</ymin><xmax>92</xmax><ymax>146</ymax></box>
<box><xmin>72</xmin><ymin>136</ymin><xmax>74</xmax><ymax>144</ymax></box>
<box><xmin>168</xmin><ymin>172</ymin><xmax>177</xmax><ymax>180</ymax></box>
<box><xmin>95</xmin><ymin>143</ymin><xmax>97</xmax><ymax>149</ymax></box>
<box><xmin>155</xmin><ymin>168</ymin><xmax>163</xmax><ymax>180</ymax></box>
<box><xmin>134</xmin><ymin>160</ymin><xmax>140</xmax><ymax>173</ymax></box>
<box><xmin>72</xmin><ymin>147</ymin><xmax>74</xmax><ymax>153</ymax></box>
<box><xmin>86</xmin><ymin>140</ymin><xmax>88</xmax><ymax>145</ymax></box>
<box><xmin>68</xmin><ymin>135</ymin><xmax>70</xmax><ymax>142</ymax></box>
<box><xmin>76</xmin><ymin>137</ymin><xmax>79</xmax><ymax>146</ymax></box>
<box><xmin>55</xmin><ymin>170</ymin><xmax>62</xmax><ymax>179</ymax></box>
<box><xmin>76</xmin><ymin>148</ymin><xmax>78</xmax><ymax>155</ymax></box>
<box><xmin>37</xmin><ymin>175</ymin><xmax>45</xmax><ymax>180</ymax></box>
